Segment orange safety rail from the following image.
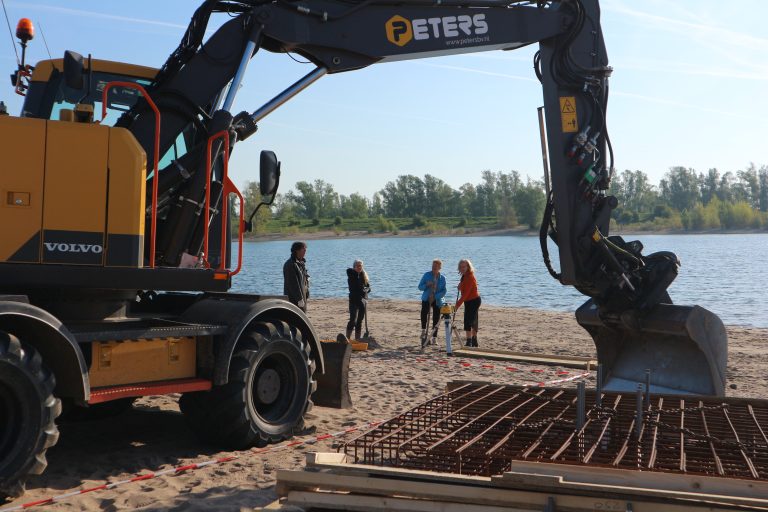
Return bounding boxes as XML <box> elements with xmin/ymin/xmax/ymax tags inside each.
<box><xmin>204</xmin><ymin>131</ymin><xmax>244</xmax><ymax>277</ymax></box>
<box><xmin>101</xmin><ymin>82</ymin><xmax>161</xmax><ymax>268</ymax></box>
<box><xmin>223</xmin><ymin>174</ymin><xmax>245</xmax><ymax>276</ymax></box>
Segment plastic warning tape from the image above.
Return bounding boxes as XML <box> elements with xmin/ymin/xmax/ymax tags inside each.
<box><xmin>0</xmin><ymin>420</ymin><xmax>383</xmax><ymax>511</ymax></box>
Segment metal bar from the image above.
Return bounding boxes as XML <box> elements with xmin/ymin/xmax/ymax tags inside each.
<box><xmin>361</xmin><ymin>383</ymin><xmax>478</xmax><ymax>449</ymax></box>
<box><xmin>222</xmin><ymin>39</ymin><xmax>258</xmax><ymax>112</ymax></box>
<box><xmin>250</xmin><ymin>67</ymin><xmax>328</xmax><ymax>123</ymax></box>
<box><xmin>680</xmin><ymin>399</ymin><xmax>686</xmax><ymax>473</ymax></box>
<box><xmin>395</xmin><ymin>386</ymin><xmax>506</xmax><ymax>451</ymax></box>
<box><xmin>537</xmin><ymin>106</ymin><xmax>551</xmax><ymax>197</ymax></box>
<box><xmin>486</xmin><ymin>390</ymin><xmax>565</xmax><ymax>456</ymax></box>
<box><xmin>455</xmin><ymin>388</ymin><xmax>542</xmax><ymax>455</ymax></box>
<box><xmin>343</xmin><ymin>383</ymin><xmax>768</xmax><ymax>479</ymax></box>
<box><xmin>576</xmin><ymin>381</ymin><xmax>586</xmax><ymax>431</ymax></box>
<box><xmin>644</xmin><ymin>369</ymin><xmax>651</xmax><ymax>410</ymax></box>
<box><xmin>426</xmin><ymin>390</ymin><xmax>523</xmax><ymax>451</ymax></box>
<box><xmin>721</xmin><ymin>404</ymin><xmax>759</xmax><ymax>478</ymax></box>
<box><xmin>595</xmin><ymin>363</ymin><xmax>603</xmax><ymax>409</ymax></box>
<box><xmin>583</xmin><ymin>395</ymin><xmax>621</xmax><ymax>464</ymax></box>
<box><xmin>699</xmin><ymin>400</ymin><xmax>725</xmax><ymax>476</ymax></box>
<box><xmin>647</xmin><ymin>397</ymin><xmax>663</xmax><ymax>470</ymax></box>
<box><xmin>635</xmin><ymin>384</ymin><xmax>644</xmax><ymax>439</ymax></box>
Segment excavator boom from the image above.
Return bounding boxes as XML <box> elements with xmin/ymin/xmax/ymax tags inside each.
<box><xmin>148</xmin><ymin>0</ymin><xmax>724</xmax><ymax>395</ymax></box>
<box><xmin>20</xmin><ymin>0</ymin><xmax>729</xmax><ymax>396</ymax></box>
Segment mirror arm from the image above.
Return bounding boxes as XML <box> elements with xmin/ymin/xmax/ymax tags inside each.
<box><xmin>246</xmin><ymin>194</ymin><xmax>276</xmax><ymax>233</ymax></box>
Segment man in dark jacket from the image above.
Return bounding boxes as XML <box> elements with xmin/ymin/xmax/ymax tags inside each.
<box><xmin>283</xmin><ymin>241</ymin><xmax>309</xmax><ymax>312</ymax></box>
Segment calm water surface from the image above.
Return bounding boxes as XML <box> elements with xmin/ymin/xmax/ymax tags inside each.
<box><xmin>231</xmin><ymin>234</ymin><xmax>768</xmax><ymax>327</ymax></box>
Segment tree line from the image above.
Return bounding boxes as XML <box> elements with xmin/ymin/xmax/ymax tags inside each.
<box><xmin>241</xmin><ymin>163</ymin><xmax>768</xmax><ymax>232</ymax></box>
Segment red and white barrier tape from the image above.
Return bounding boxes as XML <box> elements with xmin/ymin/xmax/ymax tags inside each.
<box><xmin>0</xmin><ymin>420</ymin><xmax>383</xmax><ymax>512</ymax></box>
<box><xmin>1</xmin><ymin>365</ymin><xmax>592</xmax><ymax>511</ymax></box>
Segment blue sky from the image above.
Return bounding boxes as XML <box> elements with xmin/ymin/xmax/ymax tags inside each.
<box><xmin>3</xmin><ymin>1</ymin><xmax>766</xmax><ymax>197</ymax></box>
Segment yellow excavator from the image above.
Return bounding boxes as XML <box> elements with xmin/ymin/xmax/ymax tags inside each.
<box><xmin>0</xmin><ymin>0</ymin><xmax>727</xmax><ymax>499</ymax></box>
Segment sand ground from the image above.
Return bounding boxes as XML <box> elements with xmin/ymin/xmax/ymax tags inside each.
<box><xmin>5</xmin><ymin>298</ymin><xmax>767</xmax><ymax>511</ymax></box>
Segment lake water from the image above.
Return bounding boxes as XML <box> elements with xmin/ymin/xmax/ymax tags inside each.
<box><xmin>231</xmin><ymin>234</ymin><xmax>768</xmax><ymax>327</ymax></box>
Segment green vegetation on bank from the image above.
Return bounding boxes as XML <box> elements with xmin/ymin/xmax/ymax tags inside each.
<box><xmin>239</xmin><ymin>164</ymin><xmax>768</xmax><ymax>236</ymax></box>
<box><xmin>259</xmin><ymin>215</ymin><xmax>500</xmax><ymax>236</ymax></box>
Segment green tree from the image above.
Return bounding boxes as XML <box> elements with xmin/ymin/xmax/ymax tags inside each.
<box><xmin>240</xmin><ymin>181</ymin><xmax>273</xmax><ymax>232</ymax></box>
<box><xmin>610</xmin><ymin>170</ymin><xmax>657</xmax><ymax>216</ymax></box>
<box><xmin>513</xmin><ymin>179</ymin><xmax>546</xmax><ymax>228</ymax></box>
<box><xmin>370</xmin><ymin>192</ymin><xmax>385</xmax><ymax>216</ymax></box>
<box><xmin>660</xmin><ymin>166</ymin><xmax>700</xmax><ymax>211</ymax></box>
<box><xmin>339</xmin><ymin>193</ymin><xmax>369</xmax><ymax>218</ymax></box>
<box><xmin>291</xmin><ymin>179</ymin><xmax>339</xmax><ymax>218</ymax></box>
<box><xmin>458</xmin><ymin>182</ymin><xmax>482</xmax><ymax>217</ymax></box>
<box><xmin>380</xmin><ymin>174</ymin><xmax>426</xmax><ymax>217</ymax></box>
<box><xmin>759</xmin><ymin>165</ymin><xmax>768</xmax><ymax>212</ymax></box>
<box><xmin>476</xmin><ymin>170</ymin><xmax>498</xmax><ymax>216</ymax></box>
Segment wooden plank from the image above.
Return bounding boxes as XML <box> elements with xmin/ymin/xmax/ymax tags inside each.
<box><xmin>278</xmin><ymin>472</ymin><xmax>744</xmax><ymax>512</ymax></box>
<box><xmin>300</xmin><ymin>453</ymin><xmax>768</xmax><ymax>509</ymax></box>
<box><xmin>451</xmin><ymin>347</ymin><xmax>596</xmax><ymax>370</ymax></box>
<box><xmin>283</xmin><ymin>490</ymin><xmax>527</xmax><ymax>512</ymax></box>
<box><xmin>499</xmin><ymin>460</ymin><xmax>768</xmax><ymax>500</ymax></box>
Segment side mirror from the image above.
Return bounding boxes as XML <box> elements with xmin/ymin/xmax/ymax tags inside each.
<box><xmin>259</xmin><ymin>150</ymin><xmax>281</xmax><ymax>196</ymax></box>
<box><xmin>63</xmin><ymin>50</ymin><xmax>84</xmax><ymax>90</ymax></box>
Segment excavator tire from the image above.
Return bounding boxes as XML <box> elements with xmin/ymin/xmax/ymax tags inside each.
<box><xmin>180</xmin><ymin>320</ymin><xmax>315</xmax><ymax>449</ymax></box>
<box><xmin>0</xmin><ymin>332</ymin><xmax>61</xmax><ymax>500</ymax></box>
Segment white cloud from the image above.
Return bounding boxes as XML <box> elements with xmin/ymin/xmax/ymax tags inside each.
<box><xmin>9</xmin><ymin>3</ymin><xmax>187</xmax><ymax>30</ymax></box>
<box><xmin>612</xmin><ymin>91</ymin><xmax>758</xmax><ymax>120</ymax></box>
<box><xmin>411</xmin><ymin>62</ymin><xmax>537</xmax><ymax>83</ymax></box>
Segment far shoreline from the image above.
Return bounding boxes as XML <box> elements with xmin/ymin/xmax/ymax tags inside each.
<box><xmin>245</xmin><ymin>226</ymin><xmax>768</xmax><ymax>242</ymax></box>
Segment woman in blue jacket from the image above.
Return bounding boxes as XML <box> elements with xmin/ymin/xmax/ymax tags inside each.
<box><xmin>418</xmin><ymin>259</ymin><xmax>446</xmax><ymax>346</ymax></box>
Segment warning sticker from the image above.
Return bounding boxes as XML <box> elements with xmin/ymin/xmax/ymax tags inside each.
<box><xmin>559</xmin><ymin>96</ymin><xmax>578</xmax><ymax>133</ymax></box>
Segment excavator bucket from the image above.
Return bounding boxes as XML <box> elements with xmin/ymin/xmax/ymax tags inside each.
<box><xmin>576</xmin><ymin>299</ymin><xmax>727</xmax><ymax>397</ymax></box>
<box><xmin>312</xmin><ymin>337</ymin><xmax>353</xmax><ymax>409</ymax></box>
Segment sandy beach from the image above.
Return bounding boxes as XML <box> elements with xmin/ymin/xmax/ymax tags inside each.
<box><xmin>5</xmin><ymin>298</ymin><xmax>767</xmax><ymax>511</ymax></box>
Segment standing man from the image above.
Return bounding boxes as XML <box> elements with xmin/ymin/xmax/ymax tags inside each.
<box><xmin>283</xmin><ymin>241</ymin><xmax>310</xmax><ymax>312</ymax></box>
<box><xmin>418</xmin><ymin>259</ymin><xmax>446</xmax><ymax>347</ymax></box>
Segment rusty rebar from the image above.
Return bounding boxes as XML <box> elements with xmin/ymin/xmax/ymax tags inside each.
<box><xmin>343</xmin><ymin>383</ymin><xmax>768</xmax><ymax>480</ymax></box>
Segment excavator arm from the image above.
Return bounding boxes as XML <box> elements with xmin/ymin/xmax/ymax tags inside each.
<box><xmin>120</xmin><ymin>0</ymin><xmax>726</xmax><ymax>395</ymax></box>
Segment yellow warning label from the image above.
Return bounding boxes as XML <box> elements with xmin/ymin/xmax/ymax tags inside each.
<box><xmin>559</xmin><ymin>96</ymin><xmax>578</xmax><ymax>133</ymax></box>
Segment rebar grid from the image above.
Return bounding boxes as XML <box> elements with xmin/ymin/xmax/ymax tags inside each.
<box><xmin>343</xmin><ymin>383</ymin><xmax>768</xmax><ymax>479</ymax></box>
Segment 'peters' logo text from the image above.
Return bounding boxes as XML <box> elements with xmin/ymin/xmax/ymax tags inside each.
<box><xmin>385</xmin><ymin>14</ymin><xmax>488</xmax><ymax>46</ymax></box>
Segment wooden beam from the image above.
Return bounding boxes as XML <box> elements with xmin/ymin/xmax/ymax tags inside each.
<box><xmin>277</xmin><ymin>470</ymin><xmax>754</xmax><ymax>512</ymax></box>
<box><xmin>451</xmin><ymin>347</ymin><xmax>596</xmax><ymax>370</ymax></box>
<box><xmin>500</xmin><ymin>460</ymin><xmax>768</xmax><ymax>500</ymax></box>
<box><xmin>283</xmin><ymin>490</ymin><xmax>527</xmax><ymax>512</ymax></box>
<box><xmin>297</xmin><ymin>453</ymin><xmax>768</xmax><ymax>510</ymax></box>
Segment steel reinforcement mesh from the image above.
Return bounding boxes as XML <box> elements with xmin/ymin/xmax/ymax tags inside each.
<box><xmin>343</xmin><ymin>382</ymin><xmax>768</xmax><ymax>479</ymax></box>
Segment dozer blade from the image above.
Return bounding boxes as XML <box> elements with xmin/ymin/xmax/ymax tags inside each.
<box><xmin>312</xmin><ymin>336</ymin><xmax>353</xmax><ymax>409</ymax></box>
<box><xmin>576</xmin><ymin>299</ymin><xmax>727</xmax><ymax>397</ymax></box>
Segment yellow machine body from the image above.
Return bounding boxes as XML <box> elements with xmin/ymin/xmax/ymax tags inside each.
<box><xmin>0</xmin><ymin>116</ymin><xmax>146</xmax><ymax>267</ymax></box>
<box><xmin>89</xmin><ymin>337</ymin><xmax>197</xmax><ymax>388</ymax></box>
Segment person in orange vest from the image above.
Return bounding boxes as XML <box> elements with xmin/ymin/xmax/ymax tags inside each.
<box><xmin>454</xmin><ymin>259</ymin><xmax>481</xmax><ymax>347</ymax></box>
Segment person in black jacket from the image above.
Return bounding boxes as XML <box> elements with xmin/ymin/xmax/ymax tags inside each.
<box><xmin>346</xmin><ymin>259</ymin><xmax>370</xmax><ymax>340</ymax></box>
<box><xmin>283</xmin><ymin>241</ymin><xmax>310</xmax><ymax>312</ymax></box>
